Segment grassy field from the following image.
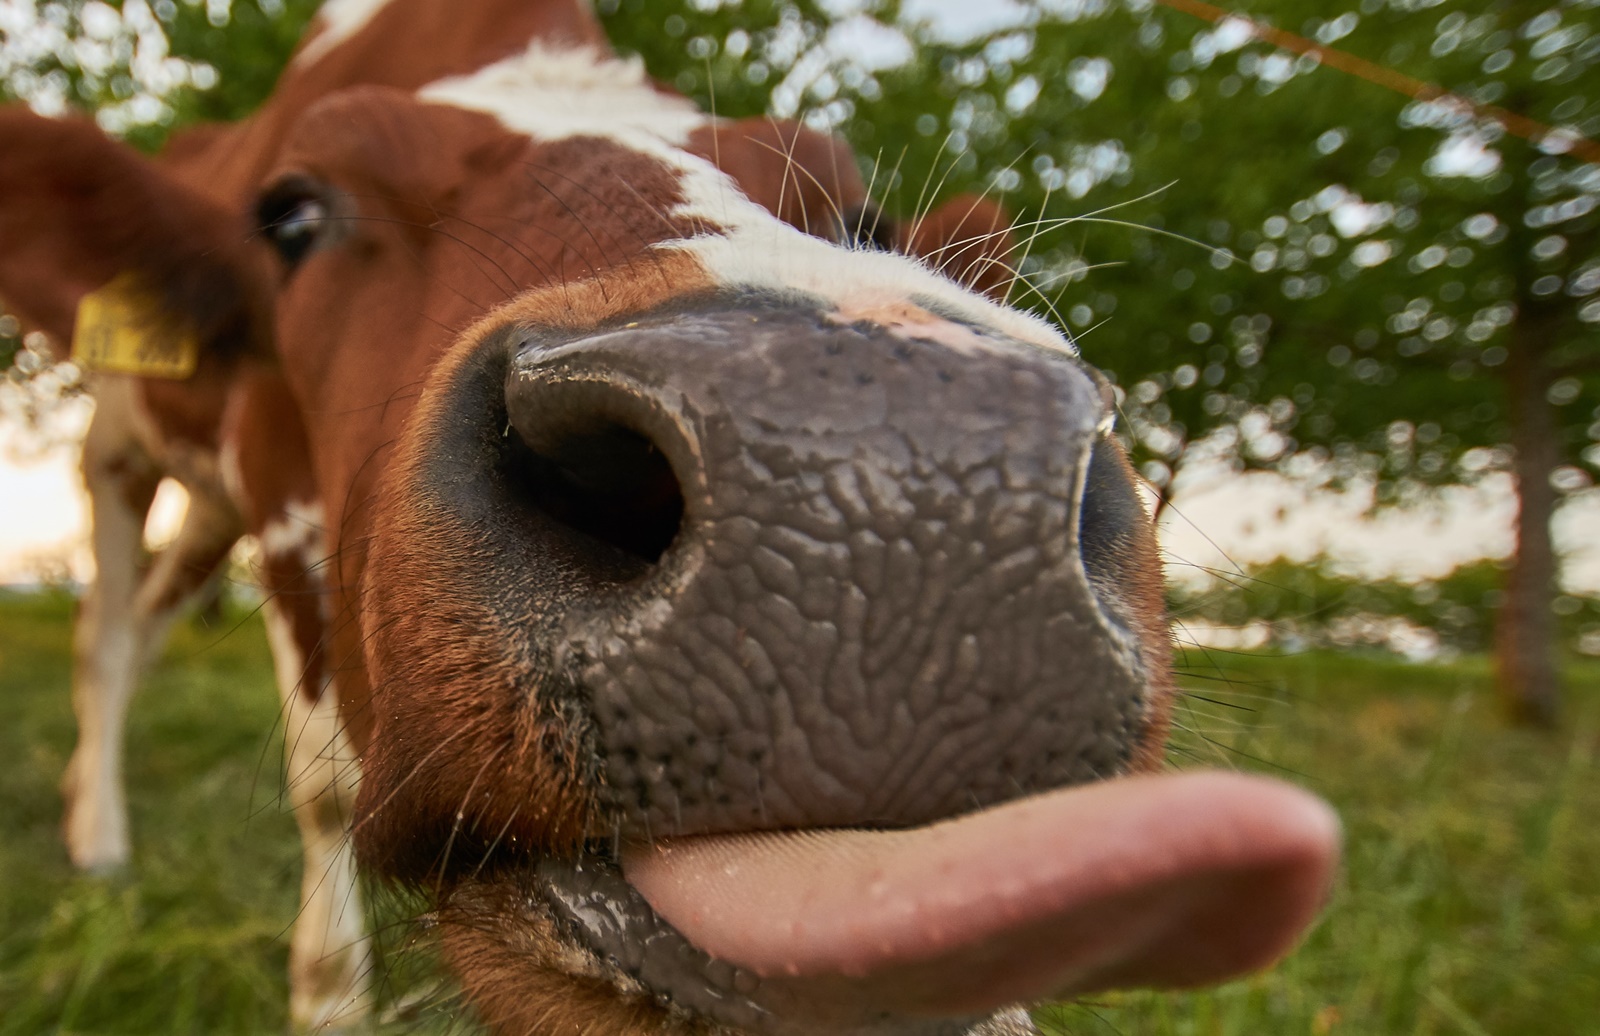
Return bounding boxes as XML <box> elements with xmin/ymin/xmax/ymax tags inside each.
<box><xmin>0</xmin><ymin>592</ymin><xmax>451</xmax><ymax>1035</ymax></box>
<box><xmin>0</xmin><ymin>590</ymin><xmax>1595</xmax><ymax>1035</ymax></box>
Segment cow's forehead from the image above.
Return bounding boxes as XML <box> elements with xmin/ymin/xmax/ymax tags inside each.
<box><xmin>409</xmin><ymin>42</ymin><xmax>1076</xmax><ymax>357</ymax></box>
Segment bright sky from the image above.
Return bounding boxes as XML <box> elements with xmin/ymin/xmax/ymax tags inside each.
<box><xmin>1</xmin><ymin>439</ymin><xmax>91</xmax><ymax>583</ymax></box>
<box><xmin>1162</xmin><ymin>465</ymin><xmax>1600</xmax><ymax>594</ymax></box>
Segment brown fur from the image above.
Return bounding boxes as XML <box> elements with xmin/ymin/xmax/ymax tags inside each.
<box><xmin>687</xmin><ymin>119</ymin><xmax>868</xmax><ymax>241</ymax></box>
<box><xmin>894</xmin><ymin>194</ymin><xmax>1018</xmax><ymax>300</ymax></box>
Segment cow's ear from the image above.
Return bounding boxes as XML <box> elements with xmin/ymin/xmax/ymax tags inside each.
<box><xmin>0</xmin><ymin>108</ymin><xmax>266</xmax><ymax>362</ymax></box>
<box><xmin>844</xmin><ymin>194</ymin><xmax>1019</xmax><ymax>301</ymax></box>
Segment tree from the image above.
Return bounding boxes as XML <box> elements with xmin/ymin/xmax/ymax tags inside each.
<box><xmin>0</xmin><ymin>0</ymin><xmax>318</xmax><ymax>147</ymax></box>
<box><xmin>601</xmin><ymin>0</ymin><xmax>1599</xmax><ymax>725</ymax></box>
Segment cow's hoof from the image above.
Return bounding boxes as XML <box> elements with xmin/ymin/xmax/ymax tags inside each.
<box><xmin>74</xmin><ymin>856</ymin><xmax>131</xmax><ymax>879</ymax></box>
<box><xmin>64</xmin><ymin>823</ymin><xmax>131</xmax><ymax>876</ymax></box>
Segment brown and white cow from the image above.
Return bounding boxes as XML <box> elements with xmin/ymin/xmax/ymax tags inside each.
<box><xmin>1</xmin><ymin>1</ymin><xmax>1340</xmax><ymax>1033</ymax></box>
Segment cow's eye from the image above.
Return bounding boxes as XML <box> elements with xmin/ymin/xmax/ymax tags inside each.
<box><xmin>257</xmin><ymin>181</ymin><xmax>334</xmax><ymax>269</ymax></box>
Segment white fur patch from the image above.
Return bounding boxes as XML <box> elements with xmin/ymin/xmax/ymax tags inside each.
<box><xmin>417</xmin><ymin>44</ymin><xmax>1074</xmax><ymax>357</ymax></box>
<box><xmin>293</xmin><ymin>0</ymin><xmax>397</xmax><ymax>68</ymax></box>
<box><xmin>258</xmin><ymin>499</ymin><xmax>327</xmax><ymax>572</ymax></box>
<box><xmin>257</xmin><ymin>506</ymin><xmax>370</xmax><ymax>1023</ymax></box>
<box><xmin>418</xmin><ymin>44</ymin><xmax>707</xmax><ymax>145</ymax></box>
<box><xmin>261</xmin><ymin>595</ymin><xmax>372</xmax><ymax>1030</ymax></box>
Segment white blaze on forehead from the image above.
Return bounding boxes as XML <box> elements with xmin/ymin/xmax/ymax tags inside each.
<box><xmin>419</xmin><ymin>43</ymin><xmax>1073</xmax><ymax>357</ymax></box>
<box><xmin>419</xmin><ymin>44</ymin><xmax>707</xmax><ymax>145</ymax></box>
<box><xmin>293</xmin><ymin>0</ymin><xmax>398</xmax><ymax>68</ymax></box>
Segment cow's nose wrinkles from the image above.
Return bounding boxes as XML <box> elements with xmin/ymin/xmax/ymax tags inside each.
<box><xmin>499</xmin><ymin>297</ymin><xmax>1153</xmax><ymax>842</ymax></box>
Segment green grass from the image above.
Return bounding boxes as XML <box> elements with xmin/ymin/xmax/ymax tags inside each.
<box><xmin>1</xmin><ymin>591</ymin><xmax>1596</xmax><ymax>1034</ymax></box>
<box><xmin>0</xmin><ymin>590</ymin><xmax>300</xmax><ymax>1033</ymax></box>
<box><xmin>1044</xmin><ymin>647</ymin><xmax>1600</xmax><ymax>1036</ymax></box>
<box><xmin>0</xmin><ymin>591</ymin><xmax>451</xmax><ymax>1035</ymax></box>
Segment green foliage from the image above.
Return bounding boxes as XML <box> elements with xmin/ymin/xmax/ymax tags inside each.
<box><xmin>1169</xmin><ymin>554</ymin><xmax>1600</xmax><ymax>654</ymax></box>
<box><xmin>603</xmin><ymin>0</ymin><xmax>1600</xmax><ymax>507</ymax></box>
<box><xmin>0</xmin><ymin>0</ymin><xmax>318</xmax><ymax>150</ymax></box>
<box><xmin>600</xmin><ymin>0</ymin><xmax>831</xmax><ymax>120</ymax></box>
<box><xmin>2</xmin><ymin>595</ymin><xmax>1597</xmax><ymax>1033</ymax></box>
<box><xmin>0</xmin><ymin>313</ymin><xmax>19</xmax><ymax>370</ymax></box>
<box><xmin>158</xmin><ymin>0</ymin><xmax>321</xmax><ymax>130</ymax></box>
<box><xmin>0</xmin><ymin>591</ymin><xmax>301</xmax><ymax>1031</ymax></box>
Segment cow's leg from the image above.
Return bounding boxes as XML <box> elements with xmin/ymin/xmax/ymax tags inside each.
<box><xmin>64</xmin><ymin>477</ymin><xmax>241</xmax><ymax>872</ymax></box>
<box><xmin>63</xmin><ymin>402</ymin><xmax>162</xmax><ymax>873</ymax></box>
<box><xmin>64</xmin><ymin>385</ymin><xmax>241</xmax><ymax>872</ymax></box>
<box><xmin>260</xmin><ymin>526</ymin><xmax>373</xmax><ymax>1032</ymax></box>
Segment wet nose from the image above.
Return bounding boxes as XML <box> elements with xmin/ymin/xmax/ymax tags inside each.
<box><xmin>501</xmin><ymin>298</ymin><xmax>1159</xmax><ymax>838</ymax></box>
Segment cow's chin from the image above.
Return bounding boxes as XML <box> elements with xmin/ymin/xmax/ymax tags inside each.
<box><xmin>427</xmin><ymin>766</ymin><xmax>1340</xmax><ymax>1036</ymax></box>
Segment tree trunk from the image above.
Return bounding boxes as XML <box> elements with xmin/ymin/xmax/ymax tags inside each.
<box><xmin>1495</xmin><ymin>306</ymin><xmax>1561</xmax><ymax>727</ymax></box>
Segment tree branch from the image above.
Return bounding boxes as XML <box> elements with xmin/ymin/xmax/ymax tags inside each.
<box><xmin>1155</xmin><ymin>0</ymin><xmax>1600</xmax><ymax>164</ymax></box>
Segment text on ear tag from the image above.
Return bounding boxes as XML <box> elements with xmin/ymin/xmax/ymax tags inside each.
<box><xmin>71</xmin><ymin>273</ymin><xmax>200</xmax><ymax>379</ymax></box>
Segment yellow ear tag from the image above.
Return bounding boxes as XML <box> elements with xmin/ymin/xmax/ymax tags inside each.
<box><xmin>71</xmin><ymin>273</ymin><xmax>200</xmax><ymax>379</ymax></box>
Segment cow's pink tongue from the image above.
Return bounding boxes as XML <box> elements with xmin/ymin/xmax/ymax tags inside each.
<box><xmin>623</xmin><ymin>772</ymin><xmax>1338</xmax><ymax>1019</ymax></box>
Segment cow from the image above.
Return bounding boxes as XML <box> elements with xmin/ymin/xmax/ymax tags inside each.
<box><xmin>0</xmin><ymin>1</ymin><xmax>1341</xmax><ymax>1033</ymax></box>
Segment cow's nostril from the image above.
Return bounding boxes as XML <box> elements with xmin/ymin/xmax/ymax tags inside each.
<box><xmin>506</xmin><ymin>416</ymin><xmax>684</xmax><ymax>565</ymax></box>
<box><xmin>1077</xmin><ymin>434</ymin><xmax>1153</xmax><ymax>629</ymax></box>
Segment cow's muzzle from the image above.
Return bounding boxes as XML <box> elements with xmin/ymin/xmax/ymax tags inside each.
<box><xmin>501</xmin><ymin>297</ymin><xmax>1160</xmax><ymax>839</ymax></box>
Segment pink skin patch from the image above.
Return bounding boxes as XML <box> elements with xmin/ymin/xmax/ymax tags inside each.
<box><xmin>623</xmin><ymin>771</ymin><xmax>1339</xmax><ymax>1021</ymax></box>
<box><xmin>827</xmin><ymin>301</ymin><xmax>1025</xmax><ymax>358</ymax></box>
